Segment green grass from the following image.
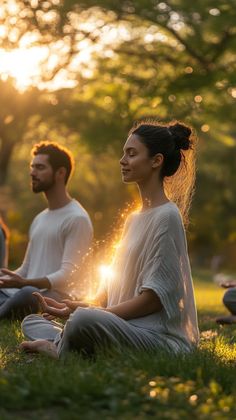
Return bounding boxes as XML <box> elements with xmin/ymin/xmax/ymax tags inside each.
<box><xmin>1</xmin><ymin>270</ymin><xmax>236</xmax><ymax>419</ymax></box>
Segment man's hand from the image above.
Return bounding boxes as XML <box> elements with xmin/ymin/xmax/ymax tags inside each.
<box><xmin>0</xmin><ymin>269</ymin><xmax>26</xmax><ymax>288</ymax></box>
<box><xmin>33</xmin><ymin>292</ymin><xmax>73</xmax><ymax>319</ymax></box>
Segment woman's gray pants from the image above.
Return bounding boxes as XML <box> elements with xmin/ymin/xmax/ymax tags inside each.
<box><xmin>223</xmin><ymin>288</ymin><xmax>236</xmax><ymax>315</ymax></box>
<box><xmin>22</xmin><ymin>307</ymin><xmax>172</xmax><ymax>358</ymax></box>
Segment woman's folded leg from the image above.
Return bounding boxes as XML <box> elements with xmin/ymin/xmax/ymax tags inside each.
<box><xmin>56</xmin><ymin>307</ymin><xmax>167</xmax><ymax>358</ymax></box>
<box><xmin>21</xmin><ymin>314</ymin><xmax>63</xmax><ymax>341</ymax></box>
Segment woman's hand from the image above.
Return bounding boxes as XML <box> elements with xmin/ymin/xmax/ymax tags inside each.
<box><xmin>61</xmin><ymin>294</ymin><xmax>106</xmax><ymax>311</ymax></box>
<box><xmin>62</xmin><ymin>299</ymin><xmax>90</xmax><ymax>310</ymax></box>
<box><xmin>33</xmin><ymin>292</ymin><xmax>72</xmax><ymax>319</ymax></box>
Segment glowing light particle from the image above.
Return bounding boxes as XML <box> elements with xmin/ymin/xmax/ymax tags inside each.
<box><xmin>201</xmin><ymin>124</ymin><xmax>210</xmax><ymax>132</ymax></box>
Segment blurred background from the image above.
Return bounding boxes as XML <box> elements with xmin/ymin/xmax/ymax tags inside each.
<box><xmin>0</xmin><ymin>0</ymin><xmax>236</xmax><ymax>271</ymax></box>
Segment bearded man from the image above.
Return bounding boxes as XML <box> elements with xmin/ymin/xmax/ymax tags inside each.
<box><xmin>0</xmin><ymin>142</ymin><xmax>93</xmax><ymax>320</ymax></box>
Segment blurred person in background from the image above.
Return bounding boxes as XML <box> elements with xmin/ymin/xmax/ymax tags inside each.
<box><xmin>216</xmin><ymin>282</ymin><xmax>236</xmax><ymax>325</ymax></box>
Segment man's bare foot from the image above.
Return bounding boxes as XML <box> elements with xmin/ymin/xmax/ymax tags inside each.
<box><xmin>20</xmin><ymin>340</ymin><xmax>58</xmax><ymax>359</ymax></box>
<box><xmin>216</xmin><ymin>315</ymin><xmax>236</xmax><ymax>325</ymax></box>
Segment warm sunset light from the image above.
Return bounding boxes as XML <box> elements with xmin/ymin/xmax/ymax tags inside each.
<box><xmin>0</xmin><ymin>11</ymin><xmax>133</xmax><ymax>93</ymax></box>
<box><xmin>112</xmin><ymin>241</ymin><xmax>121</xmax><ymax>250</ymax></box>
<box><xmin>0</xmin><ymin>45</ymin><xmax>93</xmax><ymax>91</ymax></box>
<box><xmin>98</xmin><ymin>264</ymin><xmax>114</xmax><ymax>281</ymax></box>
<box><xmin>1</xmin><ymin>1</ymin><xmax>236</xmax><ymax>416</ymax></box>
<box><xmin>0</xmin><ymin>47</ymin><xmax>48</xmax><ymax>91</ymax></box>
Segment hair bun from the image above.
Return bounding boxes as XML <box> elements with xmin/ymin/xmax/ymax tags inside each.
<box><xmin>169</xmin><ymin>123</ymin><xmax>192</xmax><ymax>151</ymax></box>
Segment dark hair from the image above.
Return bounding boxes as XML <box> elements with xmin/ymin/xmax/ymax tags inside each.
<box><xmin>130</xmin><ymin>120</ymin><xmax>196</xmax><ymax>224</ymax></box>
<box><xmin>31</xmin><ymin>141</ymin><xmax>74</xmax><ymax>184</ymax></box>
<box><xmin>132</xmin><ymin>121</ymin><xmax>192</xmax><ymax>178</ymax></box>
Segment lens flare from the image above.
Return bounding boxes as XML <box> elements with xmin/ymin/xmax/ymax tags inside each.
<box><xmin>98</xmin><ymin>265</ymin><xmax>114</xmax><ymax>281</ymax></box>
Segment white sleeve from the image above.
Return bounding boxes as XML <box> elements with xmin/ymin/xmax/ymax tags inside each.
<box><xmin>14</xmin><ymin>242</ymin><xmax>31</xmax><ymax>278</ymax></box>
<box><xmin>47</xmin><ymin>216</ymin><xmax>93</xmax><ymax>291</ymax></box>
<box><xmin>14</xmin><ymin>219</ymin><xmax>36</xmax><ymax>277</ymax></box>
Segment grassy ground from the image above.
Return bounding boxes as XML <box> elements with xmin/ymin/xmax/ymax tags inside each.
<box><xmin>1</xmin><ymin>269</ymin><xmax>236</xmax><ymax>419</ymax></box>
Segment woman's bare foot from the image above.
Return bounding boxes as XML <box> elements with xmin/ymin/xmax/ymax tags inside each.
<box><xmin>20</xmin><ymin>340</ymin><xmax>58</xmax><ymax>359</ymax></box>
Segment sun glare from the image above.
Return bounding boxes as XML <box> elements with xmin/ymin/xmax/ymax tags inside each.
<box><xmin>99</xmin><ymin>265</ymin><xmax>114</xmax><ymax>281</ymax></box>
<box><xmin>0</xmin><ymin>17</ymin><xmax>143</xmax><ymax>93</ymax></box>
<box><xmin>0</xmin><ymin>47</ymin><xmax>48</xmax><ymax>91</ymax></box>
<box><xmin>0</xmin><ymin>44</ymin><xmax>95</xmax><ymax>91</ymax></box>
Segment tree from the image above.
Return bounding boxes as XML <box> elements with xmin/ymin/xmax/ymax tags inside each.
<box><xmin>0</xmin><ymin>80</ymin><xmax>42</xmax><ymax>184</ymax></box>
<box><xmin>1</xmin><ymin>0</ymin><xmax>236</xmax><ymax>264</ymax></box>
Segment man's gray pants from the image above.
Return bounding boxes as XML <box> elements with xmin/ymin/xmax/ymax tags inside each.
<box><xmin>0</xmin><ymin>287</ymin><xmax>69</xmax><ymax>320</ymax></box>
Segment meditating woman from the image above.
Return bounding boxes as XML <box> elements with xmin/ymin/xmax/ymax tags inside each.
<box><xmin>21</xmin><ymin>120</ymin><xmax>199</xmax><ymax>358</ymax></box>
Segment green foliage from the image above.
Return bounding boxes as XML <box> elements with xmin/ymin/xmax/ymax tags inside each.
<box><xmin>1</xmin><ymin>1</ymin><xmax>236</xmax><ymax>264</ymax></box>
<box><xmin>0</xmin><ymin>79</ymin><xmax>42</xmax><ymax>184</ymax></box>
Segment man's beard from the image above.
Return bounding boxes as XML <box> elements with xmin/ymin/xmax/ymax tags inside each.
<box><xmin>31</xmin><ymin>176</ymin><xmax>55</xmax><ymax>193</ymax></box>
